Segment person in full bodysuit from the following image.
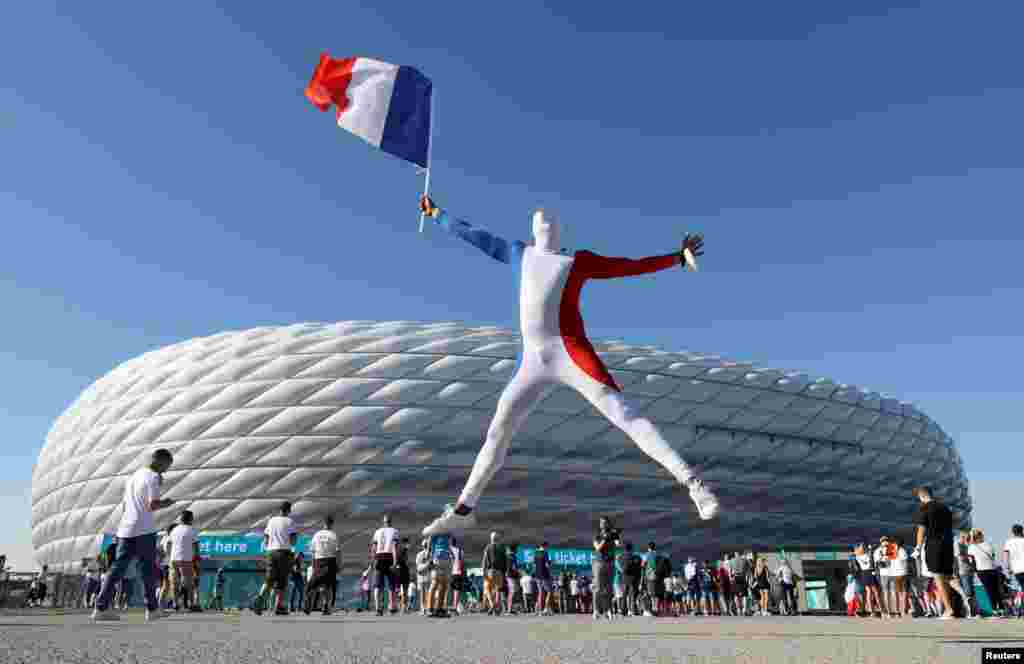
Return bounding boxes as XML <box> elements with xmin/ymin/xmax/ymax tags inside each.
<box><xmin>418</xmin><ymin>195</ymin><xmax>719</xmax><ymax>536</ymax></box>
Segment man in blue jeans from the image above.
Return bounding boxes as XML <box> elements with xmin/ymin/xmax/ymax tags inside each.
<box><xmin>92</xmin><ymin>449</ymin><xmax>176</xmax><ymax>622</ymax></box>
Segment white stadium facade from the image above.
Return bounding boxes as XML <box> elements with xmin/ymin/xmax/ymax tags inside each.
<box><xmin>32</xmin><ymin>320</ymin><xmax>971</xmax><ymax>575</ymax></box>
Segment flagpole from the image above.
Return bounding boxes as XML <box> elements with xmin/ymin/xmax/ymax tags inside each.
<box><xmin>418</xmin><ymin>87</ymin><xmax>435</xmax><ymax>233</ymax></box>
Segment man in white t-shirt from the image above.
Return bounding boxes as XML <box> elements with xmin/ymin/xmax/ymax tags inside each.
<box><xmin>370</xmin><ymin>515</ymin><xmax>399</xmax><ymax>616</ymax></box>
<box><xmin>92</xmin><ymin>449</ymin><xmax>175</xmax><ymax>622</ymax></box>
<box><xmin>262</xmin><ymin>501</ymin><xmax>297</xmax><ymax>616</ymax></box>
<box><xmin>306</xmin><ymin>516</ymin><xmax>341</xmax><ymax>615</ymax></box>
<box><xmin>1004</xmin><ymin>524</ymin><xmax>1024</xmax><ymax>592</ymax></box>
<box><xmin>169</xmin><ymin>511</ymin><xmax>199</xmax><ymax>612</ymax></box>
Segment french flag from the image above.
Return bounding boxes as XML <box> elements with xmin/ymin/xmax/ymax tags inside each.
<box><xmin>306</xmin><ymin>53</ymin><xmax>432</xmax><ymax>168</ymax></box>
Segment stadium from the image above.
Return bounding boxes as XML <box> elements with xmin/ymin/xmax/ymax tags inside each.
<box><xmin>30</xmin><ymin>320</ymin><xmax>971</xmax><ymax>607</ymax></box>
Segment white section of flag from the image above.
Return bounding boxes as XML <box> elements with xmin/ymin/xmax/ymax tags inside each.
<box><xmin>337</xmin><ymin>58</ymin><xmax>399</xmax><ymax>149</ymax></box>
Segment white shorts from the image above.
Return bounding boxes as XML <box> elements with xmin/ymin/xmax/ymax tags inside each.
<box><xmin>614</xmin><ymin>584</ymin><xmax>624</xmax><ymax>599</ymax></box>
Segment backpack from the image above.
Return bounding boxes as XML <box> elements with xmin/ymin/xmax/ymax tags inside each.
<box><xmin>656</xmin><ymin>556</ymin><xmax>672</xmax><ymax>579</ymax></box>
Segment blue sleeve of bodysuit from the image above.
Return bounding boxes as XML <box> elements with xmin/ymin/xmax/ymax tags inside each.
<box><xmin>433</xmin><ymin>211</ymin><xmax>525</xmax><ymax>264</ymax></box>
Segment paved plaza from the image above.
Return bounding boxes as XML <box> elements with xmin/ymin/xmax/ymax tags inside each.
<box><xmin>2</xmin><ymin>610</ymin><xmax>1022</xmax><ymax>664</ymax></box>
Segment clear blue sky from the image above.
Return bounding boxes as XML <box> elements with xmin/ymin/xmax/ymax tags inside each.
<box><xmin>2</xmin><ymin>1</ymin><xmax>1022</xmax><ymax>570</ymax></box>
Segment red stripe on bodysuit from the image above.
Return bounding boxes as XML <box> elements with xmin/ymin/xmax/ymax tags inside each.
<box><xmin>559</xmin><ymin>250</ymin><xmax>680</xmax><ymax>391</ymax></box>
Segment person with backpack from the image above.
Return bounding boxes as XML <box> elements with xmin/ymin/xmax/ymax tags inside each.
<box><xmin>428</xmin><ymin>534</ymin><xmax>453</xmax><ymax>618</ymax></box>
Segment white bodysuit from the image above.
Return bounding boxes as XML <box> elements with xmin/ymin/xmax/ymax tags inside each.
<box><xmin>430</xmin><ymin>209</ymin><xmax>696</xmax><ymax>509</ymax></box>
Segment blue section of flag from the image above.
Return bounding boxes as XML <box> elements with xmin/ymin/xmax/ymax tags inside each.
<box><xmin>380</xmin><ymin>66</ymin><xmax>432</xmax><ymax>168</ymax></box>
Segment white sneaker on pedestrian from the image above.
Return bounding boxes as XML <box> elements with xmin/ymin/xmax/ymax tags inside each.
<box><xmin>643</xmin><ymin>610</ymin><xmax>654</xmax><ymax>617</ymax></box>
<box><xmin>687</xmin><ymin>478</ymin><xmax>719</xmax><ymax>520</ymax></box>
<box><xmin>91</xmin><ymin>609</ymin><xmax>120</xmax><ymax>622</ymax></box>
<box><xmin>422</xmin><ymin>504</ymin><xmax>477</xmax><ymax>536</ymax></box>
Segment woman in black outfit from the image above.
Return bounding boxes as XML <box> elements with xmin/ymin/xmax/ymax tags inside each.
<box><xmin>753</xmin><ymin>557</ymin><xmax>772</xmax><ymax>616</ymax></box>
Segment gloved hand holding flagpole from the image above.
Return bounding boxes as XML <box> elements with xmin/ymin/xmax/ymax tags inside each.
<box><xmin>305</xmin><ymin>53</ymin><xmax>434</xmax><ymax>232</ymax></box>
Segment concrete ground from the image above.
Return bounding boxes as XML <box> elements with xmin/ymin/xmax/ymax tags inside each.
<box><xmin>1</xmin><ymin>609</ymin><xmax>1022</xmax><ymax>664</ymax></box>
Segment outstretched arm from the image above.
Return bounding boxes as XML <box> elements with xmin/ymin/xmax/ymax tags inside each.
<box><xmin>572</xmin><ymin>233</ymin><xmax>704</xmax><ymax>279</ymax></box>
<box><xmin>421</xmin><ymin>195</ymin><xmax>523</xmax><ymax>264</ymax></box>
<box><xmin>572</xmin><ymin>250</ymin><xmax>680</xmax><ymax>279</ymax></box>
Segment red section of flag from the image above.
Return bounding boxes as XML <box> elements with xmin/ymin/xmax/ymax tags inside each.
<box><xmin>305</xmin><ymin>53</ymin><xmax>357</xmax><ymax>118</ymax></box>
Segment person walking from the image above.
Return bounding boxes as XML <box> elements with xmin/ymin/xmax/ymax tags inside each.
<box><xmin>169</xmin><ymin>510</ymin><xmax>199</xmax><ymax>612</ymax></box>
<box><xmin>91</xmin><ymin>449</ymin><xmax>175</xmax><ymax>622</ymax></box>
<box><xmin>306</xmin><ymin>517</ymin><xmax>340</xmax><ymax>615</ymax></box>
<box><xmin>481</xmin><ymin>533</ymin><xmax>506</xmax><ymax>616</ymax></box>
<box><xmin>954</xmin><ymin>531</ymin><xmax>978</xmax><ymax>618</ymax></box>
<box><xmin>533</xmin><ymin>542</ymin><xmax>553</xmax><ymax>615</ymax></box>
<box><xmin>262</xmin><ymin>501</ymin><xmax>297</xmax><ymax>616</ymax></box>
<box><xmin>969</xmin><ymin>528</ymin><xmax>1006</xmax><ymax>617</ymax></box>
<box><xmin>912</xmin><ymin>486</ymin><xmax>957</xmax><ymax>619</ymax></box>
<box><xmin>370</xmin><ymin>515</ymin><xmax>400</xmax><ymax>616</ymax></box>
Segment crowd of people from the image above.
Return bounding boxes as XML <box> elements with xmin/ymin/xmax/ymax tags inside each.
<box><xmin>8</xmin><ymin>449</ymin><xmax>1023</xmax><ymax>625</ymax></box>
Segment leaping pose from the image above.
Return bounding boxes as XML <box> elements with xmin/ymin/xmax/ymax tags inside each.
<box><xmin>419</xmin><ymin>195</ymin><xmax>719</xmax><ymax>536</ymax></box>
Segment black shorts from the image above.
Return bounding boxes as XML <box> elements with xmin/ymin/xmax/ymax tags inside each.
<box><xmin>858</xmin><ymin>571</ymin><xmax>880</xmax><ymax>588</ymax></box>
<box><xmin>374</xmin><ymin>554</ymin><xmax>394</xmax><ymax>590</ymax></box>
<box><xmin>265</xmin><ymin>550</ymin><xmax>293</xmax><ymax>591</ymax></box>
<box><xmin>311</xmin><ymin>558</ymin><xmax>338</xmax><ymax>587</ymax></box>
<box><xmin>398</xmin><ymin>564</ymin><xmax>411</xmax><ymax>588</ymax></box>
<box><xmin>925</xmin><ymin>541</ymin><xmax>955</xmax><ymax>577</ymax></box>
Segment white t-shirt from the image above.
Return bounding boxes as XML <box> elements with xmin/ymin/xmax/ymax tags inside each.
<box><xmin>311</xmin><ymin>529</ymin><xmax>339</xmax><ymax>559</ymax></box>
<box><xmin>521</xmin><ymin>574</ymin><xmax>534</xmax><ymax>594</ymax></box>
<box><xmin>116</xmin><ymin>468</ymin><xmax>161</xmax><ymax>538</ymax></box>
<box><xmin>1003</xmin><ymin>537</ymin><xmax>1024</xmax><ymax>575</ymax></box>
<box><xmin>969</xmin><ymin>542</ymin><xmax>998</xmax><ymax>572</ymax></box>
<box><xmin>306</xmin><ymin>565</ymin><xmax>314</xmax><ymax>583</ymax></box>
<box><xmin>887</xmin><ymin>547</ymin><xmax>909</xmax><ymax>577</ymax></box>
<box><xmin>664</xmin><ymin>576</ymin><xmax>674</xmax><ymax>592</ymax></box>
<box><xmin>570</xmin><ymin>579</ymin><xmax>579</xmax><ymax>595</ymax></box>
<box><xmin>372</xmin><ymin>526</ymin><xmax>399</xmax><ymax>556</ymax></box>
<box><xmin>170</xmin><ymin>525</ymin><xmax>197</xmax><ymax>562</ymax></box>
<box><xmin>777</xmin><ymin>564</ymin><xmax>794</xmax><ymax>585</ymax></box>
<box><xmin>264</xmin><ymin>516</ymin><xmax>296</xmax><ymax>551</ymax></box>
<box><xmin>684</xmin><ymin>561</ymin><xmax>698</xmax><ymax>581</ymax></box>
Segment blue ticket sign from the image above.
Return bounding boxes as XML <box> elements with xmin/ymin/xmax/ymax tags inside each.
<box><xmin>100</xmin><ymin>533</ymin><xmax>314</xmax><ymax>559</ymax></box>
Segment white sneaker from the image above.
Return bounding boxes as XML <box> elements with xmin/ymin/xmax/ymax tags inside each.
<box><xmin>91</xmin><ymin>609</ymin><xmax>120</xmax><ymax>622</ymax></box>
<box><xmin>643</xmin><ymin>610</ymin><xmax>654</xmax><ymax>617</ymax></box>
<box><xmin>606</xmin><ymin>611</ymin><xmax>614</xmax><ymax>621</ymax></box>
<box><xmin>687</xmin><ymin>478</ymin><xmax>719</xmax><ymax>520</ymax></box>
<box><xmin>422</xmin><ymin>504</ymin><xmax>477</xmax><ymax>536</ymax></box>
